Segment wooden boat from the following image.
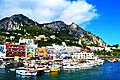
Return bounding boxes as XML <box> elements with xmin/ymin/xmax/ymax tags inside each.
<box><xmin>108</xmin><ymin>58</ymin><xmax>117</xmax><ymax>63</ymax></box>
<box><xmin>0</xmin><ymin>61</ymin><xmax>5</xmax><ymax>69</ymax></box>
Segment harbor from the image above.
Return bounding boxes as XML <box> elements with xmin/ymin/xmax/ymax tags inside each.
<box><xmin>0</xmin><ymin>54</ymin><xmax>104</xmax><ymax>76</ymax></box>
<box><xmin>0</xmin><ymin>61</ymin><xmax>120</xmax><ymax>80</ymax></box>
<box><xmin>0</xmin><ymin>38</ymin><xmax>120</xmax><ymax>80</ymax></box>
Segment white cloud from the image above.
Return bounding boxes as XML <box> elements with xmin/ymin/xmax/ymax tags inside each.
<box><xmin>0</xmin><ymin>0</ymin><xmax>98</xmax><ymax>28</ymax></box>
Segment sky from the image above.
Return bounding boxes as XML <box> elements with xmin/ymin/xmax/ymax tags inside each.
<box><xmin>0</xmin><ymin>0</ymin><xmax>120</xmax><ymax>45</ymax></box>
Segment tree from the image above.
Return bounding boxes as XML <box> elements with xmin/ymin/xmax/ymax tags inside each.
<box><xmin>112</xmin><ymin>44</ymin><xmax>119</xmax><ymax>48</ymax></box>
<box><xmin>0</xmin><ymin>35</ymin><xmax>6</xmax><ymax>42</ymax></box>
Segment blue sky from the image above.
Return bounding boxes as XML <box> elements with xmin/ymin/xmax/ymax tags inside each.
<box><xmin>85</xmin><ymin>0</ymin><xmax>120</xmax><ymax>45</ymax></box>
<box><xmin>0</xmin><ymin>0</ymin><xmax>120</xmax><ymax>45</ymax></box>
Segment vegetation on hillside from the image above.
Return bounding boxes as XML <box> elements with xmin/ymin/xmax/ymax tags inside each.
<box><xmin>0</xmin><ymin>26</ymin><xmax>82</xmax><ymax>47</ymax></box>
<box><xmin>94</xmin><ymin>48</ymin><xmax>120</xmax><ymax>56</ymax></box>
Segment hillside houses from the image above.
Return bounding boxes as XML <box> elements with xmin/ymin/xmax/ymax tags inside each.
<box><xmin>0</xmin><ymin>37</ymin><xmax>118</xmax><ymax>59</ymax></box>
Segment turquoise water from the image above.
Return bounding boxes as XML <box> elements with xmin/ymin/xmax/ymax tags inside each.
<box><xmin>1</xmin><ymin>61</ymin><xmax>120</xmax><ymax>80</ymax></box>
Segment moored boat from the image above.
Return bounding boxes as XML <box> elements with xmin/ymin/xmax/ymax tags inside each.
<box><xmin>0</xmin><ymin>64</ymin><xmax>5</xmax><ymax>69</ymax></box>
<box><xmin>50</xmin><ymin>67</ymin><xmax>60</xmax><ymax>72</ymax></box>
<box><xmin>16</xmin><ymin>67</ymin><xmax>37</xmax><ymax>76</ymax></box>
<box><xmin>44</xmin><ymin>69</ymin><xmax>50</xmax><ymax>73</ymax></box>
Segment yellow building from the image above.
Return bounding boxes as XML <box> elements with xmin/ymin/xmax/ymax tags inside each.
<box><xmin>36</xmin><ymin>48</ymin><xmax>48</xmax><ymax>58</ymax></box>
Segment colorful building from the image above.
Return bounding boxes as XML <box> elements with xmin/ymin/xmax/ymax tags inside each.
<box><xmin>35</xmin><ymin>48</ymin><xmax>48</xmax><ymax>58</ymax></box>
<box><xmin>5</xmin><ymin>44</ymin><xmax>26</xmax><ymax>57</ymax></box>
<box><xmin>26</xmin><ymin>45</ymin><xmax>37</xmax><ymax>57</ymax></box>
<box><xmin>19</xmin><ymin>38</ymin><xmax>37</xmax><ymax>57</ymax></box>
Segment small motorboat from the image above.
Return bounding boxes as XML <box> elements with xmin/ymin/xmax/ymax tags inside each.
<box><xmin>50</xmin><ymin>67</ymin><xmax>60</xmax><ymax>72</ymax></box>
<box><xmin>0</xmin><ymin>64</ymin><xmax>5</xmax><ymax>69</ymax></box>
<box><xmin>10</xmin><ymin>68</ymin><xmax>16</xmax><ymax>71</ymax></box>
<box><xmin>16</xmin><ymin>67</ymin><xmax>37</xmax><ymax>76</ymax></box>
<box><xmin>44</xmin><ymin>69</ymin><xmax>50</xmax><ymax>73</ymax></box>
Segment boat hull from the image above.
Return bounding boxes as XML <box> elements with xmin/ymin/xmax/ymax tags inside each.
<box><xmin>50</xmin><ymin>68</ymin><xmax>60</xmax><ymax>72</ymax></box>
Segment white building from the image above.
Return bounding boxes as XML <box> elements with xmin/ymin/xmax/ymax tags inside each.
<box><xmin>65</xmin><ymin>46</ymin><xmax>81</xmax><ymax>53</ymax></box>
<box><xmin>71</xmin><ymin>51</ymin><xmax>94</xmax><ymax>59</ymax></box>
<box><xmin>87</xmin><ymin>46</ymin><xmax>104</xmax><ymax>51</ymax></box>
<box><xmin>19</xmin><ymin>38</ymin><xmax>34</xmax><ymax>45</ymax></box>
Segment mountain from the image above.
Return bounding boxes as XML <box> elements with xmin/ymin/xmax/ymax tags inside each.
<box><xmin>42</xmin><ymin>21</ymin><xmax>87</xmax><ymax>39</ymax></box>
<box><xmin>0</xmin><ymin>14</ymin><xmax>107</xmax><ymax>47</ymax></box>
<box><xmin>0</xmin><ymin>14</ymin><xmax>39</xmax><ymax>30</ymax></box>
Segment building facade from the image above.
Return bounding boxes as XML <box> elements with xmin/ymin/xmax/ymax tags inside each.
<box><xmin>6</xmin><ymin>44</ymin><xmax>26</xmax><ymax>57</ymax></box>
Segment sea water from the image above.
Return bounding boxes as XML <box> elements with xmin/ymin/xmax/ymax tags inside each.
<box><xmin>0</xmin><ymin>61</ymin><xmax>120</xmax><ymax>80</ymax></box>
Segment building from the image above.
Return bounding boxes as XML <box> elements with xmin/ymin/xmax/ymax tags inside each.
<box><xmin>0</xmin><ymin>45</ymin><xmax>6</xmax><ymax>57</ymax></box>
<box><xmin>71</xmin><ymin>51</ymin><xmax>94</xmax><ymax>59</ymax></box>
<box><xmin>19</xmin><ymin>38</ymin><xmax>34</xmax><ymax>45</ymax></box>
<box><xmin>19</xmin><ymin>38</ymin><xmax>37</xmax><ymax>57</ymax></box>
<box><xmin>26</xmin><ymin>45</ymin><xmax>37</xmax><ymax>57</ymax></box>
<box><xmin>35</xmin><ymin>35</ymin><xmax>47</xmax><ymax>40</ymax></box>
<box><xmin>6</xmin><ymin>44</ymin><xmax>26</xmax><ymax>57</ymax></box>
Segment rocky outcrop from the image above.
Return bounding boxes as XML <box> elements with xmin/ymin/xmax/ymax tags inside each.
<box><xmin>80</xmin><ymin>33</ymin><xmax>107</xmax><ymax>47</ymax></box>
<box><xmin>0</xmin><ymin>14</ymin><xmax>39</xmax><ymax>30</ymax></box>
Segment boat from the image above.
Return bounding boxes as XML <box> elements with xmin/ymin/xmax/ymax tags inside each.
<box><xmin>50</xmin><ymin>67</ymin><xmax>60</xmax><ymax>72</ymax></box>
<box><xmin>50</xmin><ymin>64</ymin><xmax>60</xmax><ymax>72</ymax></box>
<box><xmin>44</xmin><ymin>66</ymin><xmax>50</xmax><ymax>73</ymax></box>
<box><xmin>0</xmin><ymin>64</ymin><xmax>5</xmax><ymax>69</ymax></box>
<box><xmin>108</xmin><ymin>58</ymin><xmax>117</xmax><ymax>63</ymax></box>
<box><xmin>10</xmin><ymin>68</ymin><xmax>16</xmax><ymax>71</ymax></box>
<box><xmin>63</xmin><ymin>64</ymin><xmax>80</xmax><ymax>69</ymax></box>
<box><xmin>62</xmin><ymin>59</ymin><xmax>80</xmax><ymax>69</ymax></box>
<box><xmin>0</xmin><ymin>61</ymin><xmax>5</xmax><ymax>69</ymax></box>
<box><xmin>16</xmin><ymin>67</ymin><xmax>27</xmax><ymax>74</ymax></box>
<box><xmin>18</xmin><ymin>70</ymin><xmax>37</xmax><ymax>76</ymax></box>
<box><xmin>44</xmin><ymin>69</ymin><xmax>50</xmax><ymax>73</ymax></box>
<box><xmin>79</xmin><ymin>63</ymin><xmax>91</xmax><ymax>69</ymax></box>
<box><xmin>16</xmin><ymin>67</ymin><xmax>37</xmax><ymax>76</ymax></box>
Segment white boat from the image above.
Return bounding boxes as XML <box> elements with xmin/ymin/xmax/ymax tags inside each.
<box><xmin>79</xmin><ymin>63</ymin><xmax>91</xmax><ymax>69</ymax></box>
<box><xmin>0</xmin><ymin>64</ymin><xmax>5</xmax><ymax>69</ymax></box>
<box><xmin>18</xmin><ymin>71</ymin><xmax>37</xmax><ymax>76</ymax></box>
<box><xmin>16</xmin><ymin>67</ymin><xmax>27</xmax><ymax>75</ymax></box>
<box><xmin>16</xmin><ymin>68</ymin><xmax>37</xmax><ymax>76</ymax></box>
<box><xmin>62</xmin><ymin>59</ymin><xmax>80</xmax><ymax>69</ymax></box>
<box><xmin>63</xmin><ymin>64</ymin><xmax>80</xmax><ymax>69</ymax></box>
<box><xmin>10</xmin><ymin>68</ymin><xmax>16</xmax><ymax>71</ymax></box>
<box><xmin>44</xmin><ymin>69</ymin><xmax>50</xmax><ymax>73</ymax></box>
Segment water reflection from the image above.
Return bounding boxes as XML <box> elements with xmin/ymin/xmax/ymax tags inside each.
<box><xmin>49</xmin><ymin>72</ymin><xmax>59</xmax><ymax>80</ymax></box>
